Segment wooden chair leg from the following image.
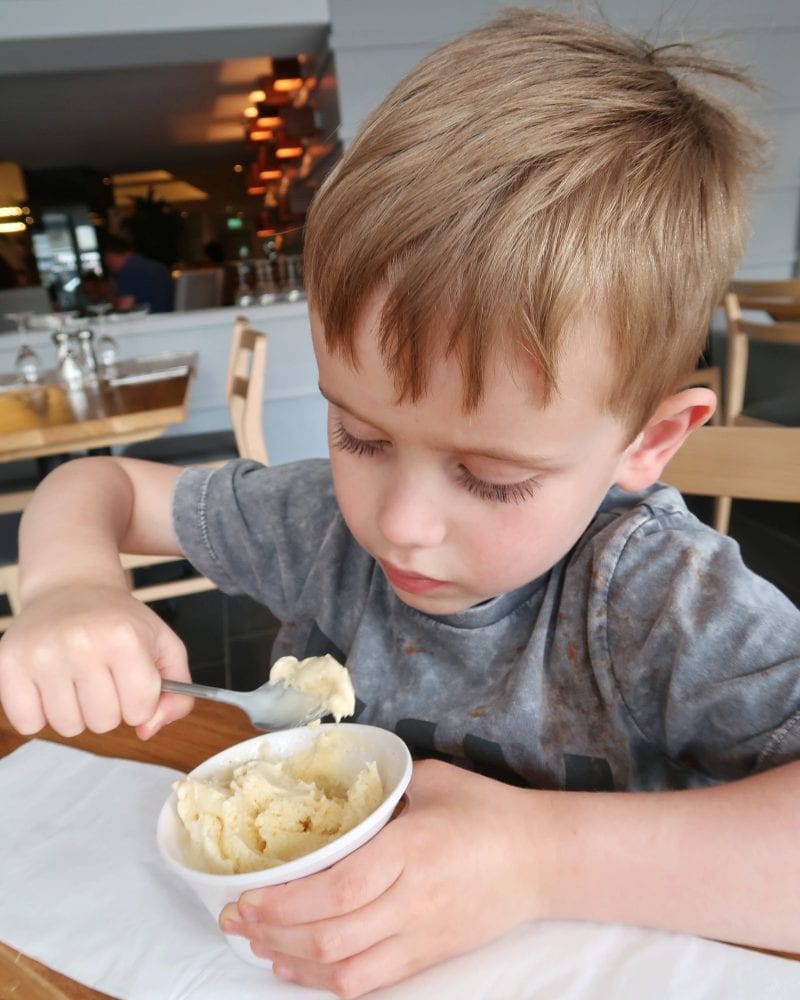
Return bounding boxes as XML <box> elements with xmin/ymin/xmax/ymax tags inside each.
<box><xmin>712</xmin><ymin>496</ymin><xmax>732</xmax><ymax>535</ymax></box>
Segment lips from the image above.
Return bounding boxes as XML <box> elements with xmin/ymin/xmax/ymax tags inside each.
<box><xmin>380</xmin><ymin>560</ymin><xmax>447</xmax><ymax>595</ymax></box>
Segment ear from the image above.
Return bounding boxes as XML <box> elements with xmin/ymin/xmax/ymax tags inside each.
<box><xmin>614</xmin><ymin>388</ymin><xmax>716</xmax><ymax>492</ymax></box>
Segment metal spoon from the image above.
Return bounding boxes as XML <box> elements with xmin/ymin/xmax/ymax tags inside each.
<box><xmin>160</xmin><ymin>678</ymin><xmax>327</xmax><ymax>731</ymax></box>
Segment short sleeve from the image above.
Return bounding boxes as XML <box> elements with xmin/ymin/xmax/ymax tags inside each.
<box><xmin>601</xmin><ymin>509</ymin><xmax>800</xmax><ymax>780</ymax></box>
<box><xmin>171</xmin><ymin>458</ymin><xmax>343</xmax><ymax>620</ymax></box>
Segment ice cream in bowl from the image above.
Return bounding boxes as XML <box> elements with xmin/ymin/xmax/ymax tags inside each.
<box><xmin>157</xmin><ymin>709</ymin><xmax>412</xmax><ymax>966</ymax></box>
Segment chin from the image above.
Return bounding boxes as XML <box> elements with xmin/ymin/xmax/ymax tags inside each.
<box><xmin>392</xmin><ymin>587</ymin><xmax>484</xmax><ymax>616</ymax></box>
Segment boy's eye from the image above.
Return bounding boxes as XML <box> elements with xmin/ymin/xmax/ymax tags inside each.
<box><xmin>331</xmin><ymin>421</ymin><xmax>540</xmax><ymax>503</ymax></box>
<box><xmin>331</xmin><ymin>421</ymin><xmax>387</xmax><ymax>457</ymax></box>
<box><xmin>456</xmin><ymin>466</ymin><xmax>541</xmax><ymax>504</ymax></box>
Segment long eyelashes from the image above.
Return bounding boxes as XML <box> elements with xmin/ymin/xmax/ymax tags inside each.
<box><xmin>331</xmin><ymin>420</ymin><xmax>541</xmax><ymax>504</ymax></box>
<box><xmin>331</xmin><ymin>422</ymin><xmax>385</xmax><ymax>457</ymax></box>
<box><xmin>454</xmin><ymin>469</ymin><xmax>541</xmax><ymax>504</ymax></box>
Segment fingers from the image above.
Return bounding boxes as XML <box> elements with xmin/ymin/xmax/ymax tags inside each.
<box><xmin>222</xmin><ymin>879</ymin><xmax>413</xmax><ymax>1000</ymax></box>
<box><xmin>236</xmin><ymin>829</ymin><xmax>405</xmax><ymax>928</ymax></box>
<box><xmin>217</xmin><ymin>828</ymin><xmax>407</xmax><ymax>997</ymax></box>
<box><xmin>268</xmin><ymin>937</ymin><xmax>416</xmax><ymax>1000</ymax></box>
<box><xmin>75</xmin><ymin>668</ymin><xmax>121</xmax><ymax>733</ymax></box>
<box><xmin>109</xmin><ymin>627</ymin><xmax>163</xmax><ymax>728</ymax></box>
<box><xmin>0</xmin><ymin>591</ymin><xmax>189</xmax><ymax>739</ymax></box>
<box><xmin>224</xmin><ymin>895</ymin><xmax>392</xmax><ymax>971</ymax></box>
<box><xmin>0</xmin><ymin>665</ymin><xmax>45</xmax><ymax>735</ymax></box>
<box><xmin>135</xmin><ymin>626</ymin><xmax>191</xmax><ymax>738</ymax></box>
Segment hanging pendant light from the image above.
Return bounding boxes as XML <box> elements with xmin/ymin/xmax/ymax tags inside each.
<box><xmin>245</xmin><ymin>163</ymin><xmax>267</xmax><ymax>195</ymax></box>
<box><xmin>271</xmin><ymin>57</ymin><xmax>303</xmax><ymax>94</ymax></box>
<box><xmin>256</xmin><ymin>143</ymin><xmax>282</xmax><ymax>181</ymax></box>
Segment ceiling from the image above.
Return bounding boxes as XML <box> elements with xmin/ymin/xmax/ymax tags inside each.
<box><xmin>0</xmin><ymin>23</ymin><xmax>330</xmax><ymax>177</ymax></box>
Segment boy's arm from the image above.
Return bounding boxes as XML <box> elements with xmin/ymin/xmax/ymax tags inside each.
<box><xmin>220</xmin><ymin>758</ymin><xmax>800</xmax><ymax>998</ymax></box>
<box><xmin>540</xmin><ymin>757</ymin><xmax>800</xmax><ymax>946</ymax></box>
<box><xmin>18</xmin><ymin>456</ymin><xmax>183</xmax><ymax>598</ymax></box>
<box><xmin>0</xmin><ymin>456</ymin><xmax>191</xmax><ymax>738</ymax></box>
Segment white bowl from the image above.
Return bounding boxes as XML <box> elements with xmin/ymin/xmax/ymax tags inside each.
<box><xmin>157</xmin><ymin>723</ymin><xmax>412</xmax><ymax>966</ymax></box>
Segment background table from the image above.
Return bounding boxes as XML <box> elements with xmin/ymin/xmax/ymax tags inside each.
<box><xmin>0</xmin><ymin>356</ymin><xmax>196</xmax><ymax>464</ymax></box>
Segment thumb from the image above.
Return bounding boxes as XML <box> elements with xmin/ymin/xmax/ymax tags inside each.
<box><xmin>138</xmin><ymin>627</ymin><xmax>192</xmax><ymax>738</ymax></box>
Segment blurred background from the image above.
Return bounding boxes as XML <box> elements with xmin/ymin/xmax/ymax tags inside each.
<box><xmin>1</xmin><ymin>0</ymin><xmax>797</xmax><ymax>314</ymax></box>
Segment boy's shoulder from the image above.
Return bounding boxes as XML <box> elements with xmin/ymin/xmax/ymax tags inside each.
<box><xmin>572</xmin><ymin>479</ymin><xmax>795</xmax><ymax>643</ymax></box>
<box><xmin>582</xmin><ymin>480</ymin><xmax>723</xmax><ymax>566</ymax></box>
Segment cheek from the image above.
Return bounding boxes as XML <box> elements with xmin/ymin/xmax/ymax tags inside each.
<box><xmin>329</xmin><ymin>453</ymin><xmax>373</xmax><ymax>536</ymax></box>
<box><xmin>460</xmin><ymin>501</ymin><xmax>577</xmax><ymax>577</ymax></box>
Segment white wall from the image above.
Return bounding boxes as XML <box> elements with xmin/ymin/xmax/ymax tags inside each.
<box><xmin>1</xmin><ymin>1</ymin><xmax>329</xmax><ymax>39</ymax></box>
<box><xmin>328</xmin><ymin>0</ymin><xmax>800</xmax><ymax>279</ymax></box>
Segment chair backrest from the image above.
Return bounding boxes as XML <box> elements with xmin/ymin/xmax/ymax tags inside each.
<box><xmin>173</xmin><ymin>269</ymin><xmax>224</xmax><ymax>311</ymax></box>
<box><xmin>225</xmin><ymin>316</ymin><xmax>269</xmax><ymax>465</ymax></box>
<box><xmin>662</xmin><ymin>427</ymin><xmax>800</xmax><ymax>533</ymax></box>
<box><xmin>723</xmin><ymin>279</ymin><xmax>800</xmax><ymax>426</ymax></box>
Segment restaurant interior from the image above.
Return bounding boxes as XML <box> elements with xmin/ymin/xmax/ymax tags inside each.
<box><xmin>0</xmin><ymin>17</ymin><xmax>339</xmax><ymax>315</ymax></box>
<box><xmin>1</xmin><ymin>3</ymin><xmax>800</xmax><ymax>997</ymax></box>
<box><xmin>0</xmin><ymin>9</ymin><xmax>343</xmax><ymax>661</ymax></box>
<box><xmin>0</xmin><ymin>1</ymin><xmax>798</xmax><ymax>648</ymax></box>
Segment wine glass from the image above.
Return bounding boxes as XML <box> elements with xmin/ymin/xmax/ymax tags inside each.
<box><xmin>87</xmin><ymin>301</ymin><xmax>113</xmax><ymax>326</ymax></box>
<box><xmin>5</xmin><ymin>311</ymin><xmax>43</xmax><ymax>384</ymax></box>
<box><xmin>96</xmin><ymin>333</ymin><xmax>120</xmax><ymax>378</ymax></box>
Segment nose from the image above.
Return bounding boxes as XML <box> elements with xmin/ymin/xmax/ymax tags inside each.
<box><xmin>376</xmin><ymin>468</ymin><xmax>447</xmax><ymax>550</ymax></box>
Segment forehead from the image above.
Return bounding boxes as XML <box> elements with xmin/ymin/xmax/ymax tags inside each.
<box><xmin>311</xmin><ymin>290</ymin><xmax>618</xmax><ymax>420</ymax></box>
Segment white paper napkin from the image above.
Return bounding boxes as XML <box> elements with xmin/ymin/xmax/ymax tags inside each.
<box><xmin>1</xmin><ymin>740</ymin><xmax>799</xmax><ymax>1000</ymax></box>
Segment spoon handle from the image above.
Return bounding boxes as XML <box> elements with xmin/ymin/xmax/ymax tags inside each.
<box><xmin>160</xmin><ymin>678</ymin><xmax>248</xmax><ymax>711</ymax></box>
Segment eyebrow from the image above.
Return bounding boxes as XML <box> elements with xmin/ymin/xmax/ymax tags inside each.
<box><xmin>318</xmin><ymin>382</ymin><xmax>560</xmax><ymax>468</ymax></box>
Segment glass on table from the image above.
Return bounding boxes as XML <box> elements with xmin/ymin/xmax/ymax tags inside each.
<box><xmin>4</xmin><ymin>311</ymin><xmax>44</xmax><ymax>385</ymax></box>
<box><xmin>53</xmin><ymin>328</ymin><xmax>86</xmax><ymax>389</ymax></box>
<box><xmin>96</xmin><ymin>333</ymin><xmax>120</xmax><ymax>376</ymax></box>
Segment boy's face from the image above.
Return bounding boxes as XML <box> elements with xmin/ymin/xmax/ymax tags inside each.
<box><xmin>312</xmin><ymin>293</ymin><xmax>636</xmax><ymax>615</ymax></box>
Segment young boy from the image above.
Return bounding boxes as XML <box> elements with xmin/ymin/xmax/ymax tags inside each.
<box><xmin>2</xmin><ymin>8</ymin><xmax>799</xmax><ymax>998</ymax></box>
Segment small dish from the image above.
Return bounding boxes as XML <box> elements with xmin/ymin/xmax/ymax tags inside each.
<box><xmin>157</xmin><ymin>723</ymin><xmax>412</xmax><ymax>967</ymax></box>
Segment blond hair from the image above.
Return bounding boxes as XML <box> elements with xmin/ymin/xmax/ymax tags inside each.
<box><xmin>304</xmin><ymin>7</ymin><xmax>765</xmax><ymax>433</ymax></box>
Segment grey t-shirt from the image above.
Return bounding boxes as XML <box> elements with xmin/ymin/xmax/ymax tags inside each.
<box><xmin>173</xmin><ymin>459</ymin><xmax>800</xmax><ymax>792</ymax></box>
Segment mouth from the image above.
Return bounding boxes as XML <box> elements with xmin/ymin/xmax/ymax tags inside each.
<box><xmin>379</xmin><ymin>560</ymin><xmax>447</xmax><ymax>595</ymax></box>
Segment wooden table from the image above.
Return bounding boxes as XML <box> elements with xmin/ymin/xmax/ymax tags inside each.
<box><xmin>0</xmin><ymin>699</ymin><xmax>258</xmax><ymax>998</ymax></box>
<box><xmin>0</xmin><ymin>357</ymin><xmax>196</xmax><ymax>464</ymax></box>
<box><xmin>1</xmin><ymin>701</ymin><xmax>798</xmax><ymax>998</ymax></box>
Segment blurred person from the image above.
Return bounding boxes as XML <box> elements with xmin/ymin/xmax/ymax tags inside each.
<box><xmin>103</xmin><ymin>234</ymin><xmax>174</xmax><ymax>313</ymax></box>
<box><xmin>77</xmin><ymin>270</ymin><xmax>114</xmax><ymax>309</ymax></box>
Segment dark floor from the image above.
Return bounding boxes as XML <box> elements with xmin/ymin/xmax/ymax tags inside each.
<box><xmin>1</xmin><ymin>497</ymin><xmax>798</xmax><ymax>690</ymax></box>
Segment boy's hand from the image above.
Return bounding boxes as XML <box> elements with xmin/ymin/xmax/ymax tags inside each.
<box><xmin>0</xmin><ymin>584</ymin><xmax>191</xmax><ymax>739</ymax></box>
<box><xmin>219</xmin><ymin>759</ymin><xmax>546</xmax><ymax>999</ymax></box>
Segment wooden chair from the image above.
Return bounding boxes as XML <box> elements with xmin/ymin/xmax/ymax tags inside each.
<box><xmin>710</xmin><ymin>280</ymin><xmax>800</xmax><ymax>533</ymax></box>
<box><xmin>0</xmin><ymin>551</ymin><xmax>217</xmax><ymax>628</ymax></box>
<box><xmin>662</xmin><ymin>425</ymin><xmax>800</xmax><ymax>535</ymax></box>
<box><xmin>226</xmin><ymin>315</ymin><xmax>269</xmax><ymax>465</ymax></box>
<box><xmin>121</xmin><ymin>315</ymin><xmax>268</xmax><ymax>467</ymax></box>
<box><xmin>723</xmin><ymin>279</ymin><xmax>800</xmax><ymax>428</ymax></box>
<box><xmin>121</xmin><ymin>315</ymin><xmax>269</xmax><ymax>599</ymax></box>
